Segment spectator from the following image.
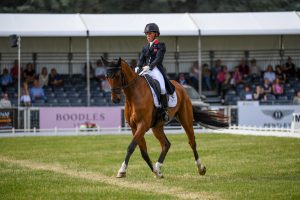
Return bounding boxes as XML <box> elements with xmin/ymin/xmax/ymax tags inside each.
<box><xmin>178</xmin><ymin>73</ymin><xmax>187</xmax><ymax>85</ymax></box>
<box><xmin>0</xmin><ymin>93</ymin><xmax>12</xmax><ymax>108</ymax></box>
<box><xmin>30</xmin><ymin>79</ymin><xmax>47</xmax><ymax>103</ymax></box>
<box><xmin>241</xmin><ymin>85</ymin><xmax>253</xmax><ymax>101</ymax></box>
<box><xmin>84</xmin><ymin>61</ymin><xmax>94</xmax><ymax>79</ymax></box>
<box><xmin>1</xmin><ymin>68</ymin><xmax>13</xmax><ymax>92</ymax></box>
<box><xmin>216</xmin><ymin>65</ymin><xmax>226</xmax><ymax>95</ymax></box>
<box><xmin>20</xmin><ymin>82</ymin><xmax>31</xmax><ymax>107</ymax></box>
<box><xmin>283</xmin><ymin>56</ymin><xmax>296</xmax><ymax>78</ymax></box>
<box><xmin>189</xmin><ymin>61</ymin><xmax>199</xmax><ymax>91</ymax></box>
<box><xmin>49</xmin><ymin>68</ymin><xmax>63</xmax><ymax>88</ymax></box>
<box><xmin>249</xmin><ymin>59</ymin><xmax>260</xmax><ymax>78</ymax></box>
<box><xmin>263</xmin><ymin>64</ymin><xmax>276</xmax><ymax>83</ymax></box>
<box><xmin>130</xmin><ymin>59</ymin><xmax>137</xmax><ymax>70</ymax></box>
<box><xmin>237</xmin><ymin>57</ymin><xmax>250</xmax><ymax>78</ymax></box>
<box><xmin>202</xmin><ymin>64</ymin><xmax>212</xmax><ymax>90</ymax></box>
<box><xmin>262</xmin><ymin>79</ymin><xmax>272</xmax><ymax>94</ymax></box>
<box><xmin>211</xmin><ymin>59</ymin><xmax>223</xmax><ymax>89</ymax></box>
<box><xmin>272</xmin><ymin>78</ymin><xmax>284</xmax><ymax>97</ymax></box>
<box><xmin>39</xmin><ymin>67</ymin><xmax>49</xmax><ymax>88</ymax></box>
<box><xmin>253</xmin><ymin>85</ymin><xmax>266</xmax><ymax>101</ymax></box>
<box><xmin>94</xmin><ymin>59</ymin><xmax>107</xmax><ymax>90</ymax></box>
<box><xmin>275</xmin><ymin>65</ymin><xmax>286</xmax><ymax>83</ymax></box>
<box><xmin>231</xmin><ymin>66</ymin><xmax>243</xmax><ymax>88</ymax></box>
<box><xmin>23</xmin><ymin>63</ymin><xmax>35</xmax><ymax>84</ymax></box>
<box><xmin>293</xmin><ymin>91</ymin><xmax>300</xmax><ymax>105</ymax></box>
<box><xmin>10</xmin><ymin>59</ymin><xmax>20</xmax><ymax>82</ymax></box>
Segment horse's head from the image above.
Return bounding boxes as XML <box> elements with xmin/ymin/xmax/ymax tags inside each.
<box><xmin>101</xmin><ymin>57</ymin><xmax>123</xmax><ymax>104</ymax></box>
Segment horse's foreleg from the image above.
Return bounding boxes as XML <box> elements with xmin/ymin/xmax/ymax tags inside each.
<box><xmin>116</xmin><ymin>128</ymin><xmax>148</xmax><ymax>178</ymax></box>
<box><xmin>138</xmin><ymin>137</ymin><xmax>154</xmax><ymax>172</ymax></box>
<box><xmin>152</xmin><ymin>126</ymin><xmax>171</xmax><ymax>178</ymax></box>
<box><xmin>116</xmin><ymin>139</ymin><xmax>137</xmax><ymax>178</ymax></box>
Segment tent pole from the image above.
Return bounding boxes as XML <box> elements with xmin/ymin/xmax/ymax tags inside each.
<box><xmin>17</xmin><ymin>36</ymin><xmax>21</xmax><ymax>129</ymax></box>
<box><xmin>197</xmin><ymin>33</ymin><xmax>202</xmax><ymax>95</ymax></box>
<box><xmin>86</xmin><ymin>31</ymin><xmax>90</xmax><ymax>106</ymax></box>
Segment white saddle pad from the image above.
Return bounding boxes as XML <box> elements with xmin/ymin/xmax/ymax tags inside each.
<box><xmin>149</xmin><ymin>87</ymin><xmax>177</xmax><ymax>108</ymax></box>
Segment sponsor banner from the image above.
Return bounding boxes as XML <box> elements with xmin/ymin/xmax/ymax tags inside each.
<box><xmin>40</xmin><ymin>107</ymin><xmax>122</xmax><ymax>129</ymax></box>
<box><xmin>238</xmin><ymin>103</ymin><xmax>300</xmax><ymax>128</ymax></box>
<box><xmin>0</xmin><ymin>109</ymin><xmax>17</xmax><ymax>129</ymax></box>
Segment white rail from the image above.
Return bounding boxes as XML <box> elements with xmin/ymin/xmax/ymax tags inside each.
<box><xmin>0</xmin><ymin>125</ymin><xmax>299</xmax><ymax>138</ymax></box>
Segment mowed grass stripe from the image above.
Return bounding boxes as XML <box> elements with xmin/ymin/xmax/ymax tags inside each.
<box><xmin>0</xmin><ymin>156</ymin><xmax>219</xmax><ymax>200</ymax></box>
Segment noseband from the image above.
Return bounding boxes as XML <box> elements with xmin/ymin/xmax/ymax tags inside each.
<box><xmin>106</xmin><ymin>67</ymin><xmax>140</xmax><ymax>94</ymax></box>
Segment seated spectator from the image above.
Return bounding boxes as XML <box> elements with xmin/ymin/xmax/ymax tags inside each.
<box><xmin>39</xmin><ymin>67</ymin><xmax>49</xmax><ymax>88</ymax></box>
<box><xmin>272</xmin><ymin>78</ymin><xmax>284</xmax><ymax>97</ymax></box>
<box><xmin>237</xmin><ymin>57</ymin><xmax>250</xmax><ymax>78</ymax></box>
<box><xmin>262</xmin><ymin>79</ymin><xmax>272</xmax><ymax>94</ymax></box>
<box><xmin>10</xmin><ymin>59</ymin><xmax>21</xmax><ymax>82</ymax></box>
<box><xmin>94</xmin><ymin>59</ymin><xmax>107</xmax><ymax>89</ymax></box>
<box><xmin>20</xmin><ymin>82</ymin><xmax>31</xmax><ymax>107</ymax></box>
<box><xmin>216</xmin><ymin>65</ymin><xmax>226</xmax><ymax>95</ymax></box>
<box><xmin>202</xmin><ymin>64</ymin><xmax>212</xmax><ymax>90</ymax></box>
<box><xmin>263</xmin><ymin>64</ymin><xmax>276</xmax><ymax>83</ymax></box>
<box><xmin>1</xmin><ymin>68</ymin><xmax>13</xmax><ymax>92</ymax></box>
<box><xmin>221</xmin><ymin>65</ymin><xmax>232</xmax><ymax>99</ymax></box>
<box><xmin>30</xmin><ymin>79</ymin><xmax>47</xmax><ymax>103</ymax></box>
<box><xmin>293</xmin><ymin>90</ymin><xmax>300</xmax><ymax>105</ymax></box>
<box><xmin>249</xmin><ymin>58</ymin><xmax>260</xmax><ymax>78</ymax></box>
<box><xmin>231</xmin><ymin>66</ymin><xmax>243</xmax><ymax>88</ymax></box>
<box><xmin>23</xmin><ymin>63</ymin><xmax>35</xmax><ymax>84</ymax></box>
<box><xmin>211</xmin><ymin>59</ymin><xmax>223</xmax><ymax>89</ymax></box>
<box><xmin>283</xmin><ymin>56</ymin><xmax>296</xmax><ymax>78</ymax></box>
<box><xmin>49</xmin><ymin>68</ymin><xmax>63</xmax><ymax>88</ymax></box>
<box><xmin>253</xmin><ymin>85</ymin><xmax>266</xmax><ymax>101</ymax></box>
<box><xmin>241</xmin><ymin>85</ymin><xmax>253</xmax><ymax>101</ymax></box>
<box><xmin>178</xmin><ymin>73</ymin><xmax>187</xmax><ymax>85</ymax></box>
<box><xmin>275</xmin><ymin>65</ymin><xmax>286</xmax><ymax>83</ymax></box>
<box><xmin>130</xmin><ymin>59</ymin><xmax>137</xmax><ymax>70</ymax></box>
<box><xmin>84</xmin><ymin>61</ymin><xmax>94</xmax><ymax>79</ymax></box>
<box><xmin>0</xmin><ymin>93</ymin><xmax>12</xmax><ymax>108</ymax></box>
<box><xmin>189</xmin><ymin>61</ymin><xmax>199</xmax><ymax>91</ymax></box>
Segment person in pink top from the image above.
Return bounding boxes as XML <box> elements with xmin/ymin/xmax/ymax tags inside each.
<box><xmin>272</xmin><ymin>78</ymin><xmax>284</xmax><ymax>97</ymax></box>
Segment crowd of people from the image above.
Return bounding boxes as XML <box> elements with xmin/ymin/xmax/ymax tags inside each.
<box><xmin>176</xmin><ymin>56</ymin><xmax>300</xmax><ymax>105</ymax></box>
<box><xmin>0</xmin><ymin>56</ymin><xmax>299</xmax><ymax>108</ymax></box>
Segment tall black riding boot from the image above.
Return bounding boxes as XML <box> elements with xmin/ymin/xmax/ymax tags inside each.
<box><xmin>161</xmin><ymin>94</ymin><xmax>169</xmax><ymax>122</ymax></box>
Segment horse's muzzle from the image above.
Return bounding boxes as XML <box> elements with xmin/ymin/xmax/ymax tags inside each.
<box><xmin>112</xmin><ymin>97</ymin><xmax>121</xmax><ymax>104</ymax></box>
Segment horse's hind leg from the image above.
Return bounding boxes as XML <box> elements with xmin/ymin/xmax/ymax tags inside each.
<box><xmin>177</xmin><ymin>103</ymin><xmax>206</xmax><ymax>175</ymax></box>
<box><xmin>138</xmin><ymin>137</ymin><xmax>154</xmax><ymax>172</ymax></box>
<box><xmin>152</xmin><ymin>126</ymin><xmax>171</xmax><ymax>178</ymax></box>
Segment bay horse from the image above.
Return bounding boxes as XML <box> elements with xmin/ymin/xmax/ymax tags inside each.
<box><xmin>103</xmin><ymin>57</ymin><xmax>226</xmax><ymax>178</ymax></box>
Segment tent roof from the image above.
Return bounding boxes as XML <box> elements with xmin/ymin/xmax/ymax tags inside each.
<box><xmin>0</xmin><ymin>13</ymin><xmax>87</xmax><ymax>36</ymax></box>
<box><xmin>0</xmin><ymin>12</ymin><xmax>300</xmax><ymax>37</ymax></box>
<box><xmin>81</xmin><ymin>13</ymin><xmax>199</xmax><ymax>36</ymax></box>
<box><xmin>190</xmin><ymin>12</ymin><xmax>300</xmax><ymax>35</ymax></box>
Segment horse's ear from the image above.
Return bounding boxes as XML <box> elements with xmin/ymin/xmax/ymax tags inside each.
<box><xmin>117</xmin><ymin>57</ymin><xmax>121</xmax><ymax>67</ymax></box>
<box><xmin>101</xmin><ymin>56</ymin><xmax>109</xmax><ymax>66</ymax></box>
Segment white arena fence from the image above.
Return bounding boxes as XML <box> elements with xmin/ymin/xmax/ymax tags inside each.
<box><xmin>0</xmin><ymin>125</ymin><xmax>299</xmax><ymax>138</ymax></box>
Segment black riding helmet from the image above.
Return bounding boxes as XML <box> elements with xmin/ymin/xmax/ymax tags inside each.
<box><xmin>144</xmin><ymin>23</ymin><xmax>160</xmax><ymax>36</ymax></box>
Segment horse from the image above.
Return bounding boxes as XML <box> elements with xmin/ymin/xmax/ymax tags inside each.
<box><xmin>102</xmin><ymin>57</ymin><xmax>228</xmax><ymax>178</ymax></box>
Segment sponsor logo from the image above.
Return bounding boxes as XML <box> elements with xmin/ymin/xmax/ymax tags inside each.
<box><xmin>262</xmin><ymin>110</ymin><xmax>293</xmax><ymax>120</ymax></box>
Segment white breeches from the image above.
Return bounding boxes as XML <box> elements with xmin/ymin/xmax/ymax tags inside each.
<box><xmin>144</xmin><ymin>67</ymin><xmax>166</xmax><ymax>94</ymax></box>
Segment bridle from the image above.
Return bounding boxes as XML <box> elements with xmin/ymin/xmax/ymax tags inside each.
<box><xmin>106</xmin><ymin>66</ymin><xmax>140</xmax><ymax>94</ymax></box>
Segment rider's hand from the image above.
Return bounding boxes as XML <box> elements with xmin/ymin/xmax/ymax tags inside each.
<box><xmin>143</xmin><ymin>65</ymin><xmax>150</xmax><ymax>72</ymax></box>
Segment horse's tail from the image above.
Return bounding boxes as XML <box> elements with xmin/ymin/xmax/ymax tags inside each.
<box><xmin>193</xmin><ymin>107</ymin><xmax>229</xmax><ymax>129</ymax></box>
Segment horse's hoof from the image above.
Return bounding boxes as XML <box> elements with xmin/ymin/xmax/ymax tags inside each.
<box><xmin>153</xmin><ymin>171</ymin><xmax>164</xmax><ymax>179</ymax></box>
<box><xmin>198</xmin><ymin>164</ymin><xmax>206</xmax><ymax>176</ymax></box>
<box><xmin>116</xmin><ymin>172</ymin><xmax>126</xmax><ymax>178</ymax></box>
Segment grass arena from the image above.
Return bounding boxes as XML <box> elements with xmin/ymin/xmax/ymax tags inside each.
<box><xmin>0</xmin><ymin>133</ymin><xmax>299</xmax><ymax>200</ymax></box>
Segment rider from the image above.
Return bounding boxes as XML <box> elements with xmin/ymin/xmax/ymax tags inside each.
<box><xmin>135</xmin><ymin>23</ymin><xmax>175</xmax><ymax>122</ymax></box>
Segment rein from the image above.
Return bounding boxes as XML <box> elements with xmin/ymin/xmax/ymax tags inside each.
<box><xmin>107</xmin><ymin>67</ymin><xmax>140</xmax><ymax>93</ymax></box>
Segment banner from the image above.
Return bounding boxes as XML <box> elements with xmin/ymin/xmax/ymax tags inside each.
<box><xmin>40</xmin><ymin>107</ymin><xmax>122</xmax><ymax>129</ymax></box>
<box><xmin>0</xmin><ymin>109</ymin><xmax>17</xmax><ymax>129</ymax></box>
<box><xmin>238</xmin><ymin>102</ymin><xmax>300</xmax><ymax>128</ymax></box>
